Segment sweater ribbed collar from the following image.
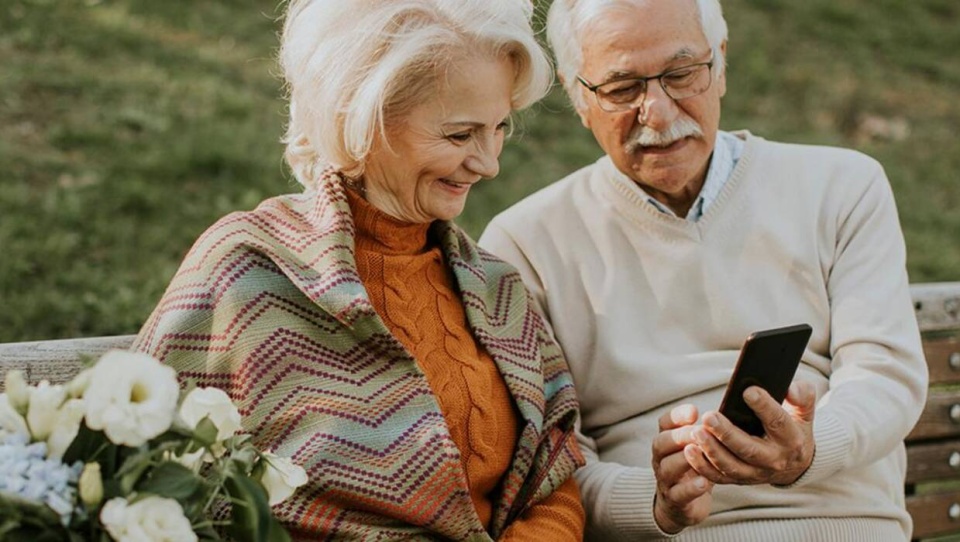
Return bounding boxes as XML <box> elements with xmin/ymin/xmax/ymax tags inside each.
<box><xmin>345</xmin><ymin>187</ymin><xmax>433</xmax><ymax>256</ymax></box>
<box><xmin>599</xmin><ymin>130</ymin><xmax>757</xmax><ymax>233</ymax></box>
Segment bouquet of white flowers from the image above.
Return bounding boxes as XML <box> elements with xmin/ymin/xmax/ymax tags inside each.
<box><xmin>0</xmin><ymin>350</ymin><xmax>307</xmax><ymax>541</ymax></box>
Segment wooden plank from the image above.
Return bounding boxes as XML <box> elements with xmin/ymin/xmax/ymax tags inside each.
<box><xmin>906</xmin><ymin>440</ymin><xmax>960</xmax><ymax>484</ymax></box>
<box><xmin>909</xmin><ymin>490</ymin><xmax>960</xmax><ymax>539</ymax></box>
<box><xmin>908</xmin><ymin>390</ymin><xmax>960</xmax><ymax>442</ymax></box>
<box><xmin>0</xmin><ymin>335</ymin><xmax>136</xmax><ymax>389</ymax></box>
<box><xmin>912</xmin><ymin>282</ymin><xmax>960</xmax><ymax>332</ymax></box>
<box><xmin>925</xmin><ymin>334</ymin><xmax>960</xmax><ymax>386</ymax></box>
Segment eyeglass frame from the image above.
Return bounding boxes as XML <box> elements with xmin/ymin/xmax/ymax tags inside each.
<box><xmin>576</xmin><ymin>51</ymin><xmax>716</xmax><ymax>113</ymax></box>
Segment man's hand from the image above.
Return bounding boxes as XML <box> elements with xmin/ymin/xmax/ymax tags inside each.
<box><xmin>651</xmin><ymin>404</ymin><xmax>713</xmax><ymax>534</ymax></box>
<box><xmin>686</xmin><ymin>380</ymin><xmax>817</xmax><ymax>486</ymax></box>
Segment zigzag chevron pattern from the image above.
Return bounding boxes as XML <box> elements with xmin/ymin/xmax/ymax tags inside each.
<box><xmin>133</xmin><ymin>171</ymin><xmax>582</xmax><ymax>540</ymax></box>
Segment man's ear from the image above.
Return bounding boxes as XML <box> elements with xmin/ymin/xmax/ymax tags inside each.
<box><xmin>575</xmin><ymin>104</ymin><xmax>592</xmax><ymax>129</ymax></box>
<box><xmin>558</xmin><ymin>70</ymin><xmax>592</xmax><ymax>129</ymax></box>
<box><xmin>716</xmin><ymin>40</ymin><xmax>728</xmax><ymax>98</ymax></box>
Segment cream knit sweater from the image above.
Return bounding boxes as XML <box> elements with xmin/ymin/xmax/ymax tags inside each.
<box><xmin>479</xmin><ymin>132</ymin><xmax>927</xmax><ymax>541</ymax></box>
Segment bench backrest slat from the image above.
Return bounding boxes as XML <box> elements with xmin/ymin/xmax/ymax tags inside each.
<box><xmin>0</xmin><ymin>335</ymin><xmax>135</xmax><ymax>387</ymax></box>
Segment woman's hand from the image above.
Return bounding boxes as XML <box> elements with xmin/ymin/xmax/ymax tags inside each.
<box><xmin>685</xmin><ymin>381</ymin><xmax>817</xmax><ymax>486</ymax></box>
<box><xmin>652</xmin><ymin>404</ymin><xmax>714</xmax><ymax>534</ymax></box>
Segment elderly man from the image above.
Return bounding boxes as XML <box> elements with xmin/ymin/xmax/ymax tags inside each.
<box><xmin>479</xmin><ymin>0</ymin><xmax>928</xmax><ymax>540</ymax></box>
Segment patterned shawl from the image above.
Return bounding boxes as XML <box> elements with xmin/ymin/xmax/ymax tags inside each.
<box><xmin>133</xmin><ymin>171</ymin><xmax>583</xmax><ymax>540</ymax></box>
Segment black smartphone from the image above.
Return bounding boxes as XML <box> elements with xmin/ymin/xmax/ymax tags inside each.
<box><xmin>718</xmin><ymin>323</ymin><xmax>813</xmax><ymax>437</ymax></box>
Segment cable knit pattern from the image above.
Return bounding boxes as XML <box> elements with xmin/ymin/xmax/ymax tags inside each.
<box><xmin>349</xmin><ymin>189</ymin><xmax>519</xmax><ymax>530</ymax></box>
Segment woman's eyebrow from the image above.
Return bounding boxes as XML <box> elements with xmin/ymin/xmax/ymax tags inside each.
<box><xmin>442</xmin><ymin>121</ymin><xmax>485</xmax><ymax>129</ymax></box>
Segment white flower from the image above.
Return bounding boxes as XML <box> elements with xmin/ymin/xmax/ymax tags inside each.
<box><xmin>259</xmin><ymin>452</ymin><xmax>307</xmax><ymax>506</ymax></box>
<box><xmin>5</xmin><ymin>371</ymin><xmax>31</xmax><ymax>414</ymax></box>
<box><xmin>78</xmin><ymin>462</ymin><xmax>103</xmax><ymax>508</ymax></box>
<box><xmin>100</xmin><ymin>496</ymin><xmax>198</xmax><ymax>542</ymax></box>
<box><xmin>25</xmin><ymin>382</ymin><xmax>68</xmax><ymax>442</ymax></box>
<box><xmin>45</xmin><ymin>398</ymin><xmax>86</xmax><ymax>460</ymax></box>
<box><xmin>26</xmin><ymin>381</ymin><xmax>68</xmax><ymax>442</ymax></box>
<box><xmin>0</xmin><ymin>392</ymin><xmax>29</xmax><ymax>438</ymax></box>
<box><xmin>179</xmin><ymin>387</ymin><xmax>242</xmax><ymax>442</ymax></box>
<box><xmin>83</xmin><ymin>351</ymin><xmax>179</xmax><ymax>447</ymax></box>
<box><xmin>66</xmin><ymin>368</ymin><xmax>93</xmax><ymax>399</ymax></box>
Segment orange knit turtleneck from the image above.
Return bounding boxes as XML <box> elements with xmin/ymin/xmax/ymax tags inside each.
<box><xmin>346</xmin><ymin>189</ymin><xmax>583</xmax><ymax>540</ymax></box>
<box><xmin>349</xmin><ymin>188</ymin><xmax>517</xmax><ymax>528</ymax></box>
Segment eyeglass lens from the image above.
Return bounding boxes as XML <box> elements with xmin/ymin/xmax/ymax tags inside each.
<box><xmin>596</xmin><ymin>63</ymin><xmax>712</xmax><ymax>112</ymax></box>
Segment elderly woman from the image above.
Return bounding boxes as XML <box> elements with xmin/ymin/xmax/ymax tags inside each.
<box><xmin>132</xmin><ymin>0</ymin><xmax>584</xmax><ymax>540</ymax></box>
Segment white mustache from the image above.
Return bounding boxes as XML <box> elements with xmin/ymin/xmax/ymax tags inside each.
<box><xmin>625</xmin><ymin>116</ymin><xmax>704</xmax><ymax>153</ymax></box>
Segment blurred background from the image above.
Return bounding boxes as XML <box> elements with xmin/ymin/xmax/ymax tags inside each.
<box><xmin>1</xmin><ymin>0</ymin><xmax>958</xmax><ymax>343</ymax></box>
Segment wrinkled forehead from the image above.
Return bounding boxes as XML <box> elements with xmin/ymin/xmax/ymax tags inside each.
<box><xmin>577</xmin><ymin>0</ymin><xmax>705</xmax><ymax>42</ymax></box>
<box><xmin>577</xmin><ymin>0</ymin><xmax>708</xmax><ymax>71</ymax></box>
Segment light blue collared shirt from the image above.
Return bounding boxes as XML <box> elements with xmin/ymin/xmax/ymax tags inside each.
<box><xmin>639</xmin><ymin>130</ymin><xmax>744</xmax><ymax>221</ymax></box>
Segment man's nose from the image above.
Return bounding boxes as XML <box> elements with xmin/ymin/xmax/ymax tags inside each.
<box><xmin>637</xmin><ymin>81</ymin><xmax>679</xmax><ymax>129</ymax></box>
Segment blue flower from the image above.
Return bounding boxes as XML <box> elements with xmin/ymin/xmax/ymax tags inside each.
<box><xmin>0</xmin><ymin>432</ymin><xmax>83</xmax><ymax>525</ymax></box>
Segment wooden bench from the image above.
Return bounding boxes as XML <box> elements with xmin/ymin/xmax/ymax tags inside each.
<box><xmin>2</xmin><ymin>282</ymin><xmax>960</xmax><ymax>540</ymax></box>
<box><xmin>906</xmin><ymin>282</ymin><xmax>960</xmax><ymax>540</ymax></box>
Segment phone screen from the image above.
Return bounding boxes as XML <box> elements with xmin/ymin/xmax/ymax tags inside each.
<box><xmin>718</xmin><ymin>324</ymin><xmax>812</xmax><ymax>437</ymax></box>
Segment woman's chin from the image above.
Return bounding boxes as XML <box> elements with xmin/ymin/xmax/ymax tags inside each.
<box><xmin>426</xmin><ymin>200</ymin><xmax>468</xmax><ymax>222</ymax></box>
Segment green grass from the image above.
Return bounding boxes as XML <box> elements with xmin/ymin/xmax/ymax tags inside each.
<box><xmin>2</xmin><ymin>0</ymin><xmax>959</xmax><ymax>342</ymax></box>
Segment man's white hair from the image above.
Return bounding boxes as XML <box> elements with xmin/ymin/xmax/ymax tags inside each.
<box><xmin>279</xmin><ymin>0</ymin><xmax>552</xmax><ymax>188</ymax></box>
<box><xmin>547</xmin><ymin>0</ymin><xmax>728</xmax><ymax>111</ymax></box>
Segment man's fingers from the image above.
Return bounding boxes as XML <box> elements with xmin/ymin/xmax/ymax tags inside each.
<box><xmin>694</xmin><ymin>422</ymin><xmax>764</xmax><ymax>479</ymax></box>
<box><xmin>658</xmin><ymin>449</ymin><xmax>695</xmax><ymax>483</ymax></box>
<box><xmin>697</xmin><ymin>396</ymin><xmax>816</xmax><ymax>485</ymax></box>
<box><xmin>783</xmin><ymin>380</ymin><xmax>817</xmax><ymax>423</ymax></box>
<box><xmin>653</xmin><ymin>407</ymin><xmax>700</xmax><ymax>461</ymax></box>
<box><xmin>659</xmin><ymin>404</ymin><xmax>699</xmax><ymax>431</ymax></box>
<box><xmin>662</xmin><ymin>471</ymin><xmax>712</xmax><ymax>504</ymax></box>
<box><xmin>684</xmin><ymin>443</ymin><xmax>730</xmax><ymax>484</ymax></box>
<box><xmin>653</xmin><ymin>427</ymin><xmax>695</xmax><ymax>461</ymax></box>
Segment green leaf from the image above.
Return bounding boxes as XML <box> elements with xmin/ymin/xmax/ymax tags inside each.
<box><xmin>136</xmin><ymin>461</ymin><xmax>204</xmax><ymax>501</ymax></box>
<box><xmin>149</xmin><ymin>425</ymin><xmax>194</xmax><ymax>447</ymax></box>
<box><xmin>223</xmin><ymin>473</ymin><xmax>290</xmax><ymax>542</ymax></box>
<box><xmin>194</xmin><ymin>522</ymin><xmax>222</xmax><ymax>541</ymax></box>
<box><xmin>0</xmin><ymin>528</ymin><xmax>67</xmax><ymax>542</ymax></box>
<box><xmin>0</xmin><ymin>493</ymin><xmax>71</xmax><ymax>542</ymax></box>
<box><xmin>116</xmin><ymin>450</ymin><xmax>154</xmax><ymax>495</ymax></box>
<box><xmin>62</xmin><ymin>424</ymin><xmax>116</xmax><ymax>474</ymax></box>
<box><xmin>229</xmin><ymin>445</ymin><xmax>258</xmax><ymax>473</ymax></box>
<box><xmin>193</xmin><ymin>416</ymin><xmax>219</xmax><ymax>447</ymax></box>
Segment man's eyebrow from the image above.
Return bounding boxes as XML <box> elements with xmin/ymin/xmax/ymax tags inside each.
<box><xmin>600</xmin><ymin>70</ymin><xmax>637</xmax><ymax>84</ymax></box>
<box><xmin>598</xmin><ymin>47</ymin><xmax>705</xmax><ymax>84</ymax></box>
<box><xmin>669</xmin><ymin>47</ymin><xmax>699</xmax><ymax>62</ymax></box>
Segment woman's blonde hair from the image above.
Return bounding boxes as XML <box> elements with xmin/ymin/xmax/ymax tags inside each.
<box><xmin>279</xmin><ymin>0</ymin><xmax>552</xmax><ymax>188</ymax></box>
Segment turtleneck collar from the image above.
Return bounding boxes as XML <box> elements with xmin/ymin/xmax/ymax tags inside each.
<box><xmin>345</xmin><ymin>186</ymin><xmax>433</xmax><ymax>255</ymax></box>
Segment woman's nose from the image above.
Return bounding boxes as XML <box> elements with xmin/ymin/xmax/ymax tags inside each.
<box><xmin>465</xmin><ymin>137</ymin><xmax>501</xmax><ymax>179</ymax></box>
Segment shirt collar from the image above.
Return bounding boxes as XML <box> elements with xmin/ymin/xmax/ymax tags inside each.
<box><xmin>636</xmin><ymin>130</ymin><xmax>744</xmax><ymax>221</ymax></box>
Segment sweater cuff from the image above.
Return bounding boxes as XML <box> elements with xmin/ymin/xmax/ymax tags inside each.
<box><xmin>606</xmin><ymin>468</ymin><xmax>679</xmax><ymax>538</ymax></box>
<box><xmin>777</xmin><ymin>410</ymin><xmax>851</xmax><ymax>489</ymax></box>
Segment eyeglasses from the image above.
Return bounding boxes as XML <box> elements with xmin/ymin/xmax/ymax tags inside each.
<box><xmin>576</xmin><ymin>53</ymin><xmax>715</xmax><ymax>113</ymax></box>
